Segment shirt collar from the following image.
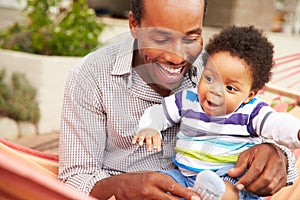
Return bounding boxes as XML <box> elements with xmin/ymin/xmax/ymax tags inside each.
<box><xmin>110</xmin><ymin>36</ymin><xmax>204</xmax><ymax>103</ymax></box>
<box><xmin>111</xmin><ymin>34</ymin><xmax>135</xmax><ymax>75</ymax></box>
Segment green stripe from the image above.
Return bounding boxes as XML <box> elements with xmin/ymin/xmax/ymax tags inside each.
<box><xmin>175</xmin><ymin>146</ymin><xmax>238</xmax><ymax>163</ymax></box>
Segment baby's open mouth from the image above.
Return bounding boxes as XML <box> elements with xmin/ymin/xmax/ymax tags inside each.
<box><xmin>207</xmin><ymin>100</ymin><xmax>219</xmax><ymax>107</ymax></box>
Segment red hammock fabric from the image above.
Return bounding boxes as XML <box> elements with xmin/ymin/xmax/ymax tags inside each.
<box><xmin>0</xmin><ymin>137</ymin><xmax>98</xmax><ymax>200</ymax></box>
<box><xmin>0</xmin><ymin>137</ymin><xmax>58</xmax><ymax>162</ymax></box>
<box><xmin>265</xmin><ymin>53</ymin><xmax>300</xmax><ymax>99</ymax></box>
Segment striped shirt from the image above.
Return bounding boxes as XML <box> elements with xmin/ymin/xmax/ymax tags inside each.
<box><xmin>59</xmin><ymin>35</ymin><xmax>298</xmax><ymax>196</ymax></box>
<box><xmin>150</xmin><ymin>88</ymin><xmax>300</xmax><ymax>175</ymax></box>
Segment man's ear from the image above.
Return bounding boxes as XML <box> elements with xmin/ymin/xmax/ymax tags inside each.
<box><xmin>244</xmin><ymin>90</ymin><xmax>258</xmax><ymax>104</ymax></box>
<box><xmin>129</xmin><ymin>11</ymin><xmax>139</xmax><ymax>38</ymax></box>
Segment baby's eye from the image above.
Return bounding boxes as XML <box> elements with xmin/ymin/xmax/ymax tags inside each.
<box><xmin>226</xmin><ymin>85</ymin><xmax>238</xmax><ymax>92</ymax></box>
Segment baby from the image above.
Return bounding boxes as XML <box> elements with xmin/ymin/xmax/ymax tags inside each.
<box><xmin>132</xmin><ymin>25</ymin><xmax>300</xmax><ymax>200</ymax></box>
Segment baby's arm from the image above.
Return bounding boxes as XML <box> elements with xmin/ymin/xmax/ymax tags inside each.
<box><xmin>132</xmin><ymin>103</ymin><xmax>175</xmax><ymax>151</ymax></box>
<box><xmin>132</xmin><ymin>128</ymin><xmax>162</xmax><ymax>152</ymax></box>
<box><xmin>132</xmin><ymin>93</ymin><xmax>182</xmax><ymax>151</ymax></box>
<box><xmin>260</xmin><ymin>111</ymin><xmax>300</xmax><ymax>149</ymax></box>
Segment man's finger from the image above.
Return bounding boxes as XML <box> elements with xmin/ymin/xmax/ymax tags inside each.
<box><xmin>228</xmin><ymin>152</ymin><xmax>250</xmax><ymax>178</ymax></box>
<box><xmin>157</xmin><ymin>174</ymin><xmax>200</xmax><ymax>200</ymax></box>
<box><xmin>246</xmin><ymin>176</ymin><xmax>285</xmax><ymax>196</ymax></box>
<box><xmin>245</xmin><ymin>163</ymin><xmax>286</xmax><ymax>196</ymax></box>
<box><xmin>236</xmin><ymin>156</ymin><xmax>265</xmax><ymax>188</ymax></box>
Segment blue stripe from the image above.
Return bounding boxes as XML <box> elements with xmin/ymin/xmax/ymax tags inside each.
<box><xmin>204</xmin><ymin>139</ymin><xmax>256</xmax><ymax>150</ymax></box>
<box><xmin>173</xmin><ymin>157</ymin><xmax>220</xmax><ymax>172</ymax></box>
<box><xmin>185</xmin><ymin>90</ymin><xmax>199</xmax><ymax>102</ymax></box>
<box><xmin>239</xmin><ymin>97</ymin><xmax>257</xmax><ymax>108</ymax></box>
<box><xmin>177</xmin><ymin>134</ymin><xmax>256</xmax><ymax>151</ymax></box>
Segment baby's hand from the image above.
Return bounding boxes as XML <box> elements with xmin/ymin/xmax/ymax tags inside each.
<box><xmin>132</xmin><ymin>128</ymin><xmax>162</xmax><ymax>152</ymax></box>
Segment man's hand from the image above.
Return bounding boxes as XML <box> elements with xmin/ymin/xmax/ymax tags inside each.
<box><xmin>228</xmin><ymin>143</ymin><xmax>288</xmax><ymax>196</ymax></box>
<box><xmin>91</xmin><ymin>171</ymin><xmax>200</xmax><ymax>200</ymax></box>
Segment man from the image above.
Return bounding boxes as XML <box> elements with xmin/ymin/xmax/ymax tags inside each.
<box><xmin>59</xmin><ymin>0</ymin><xmax>297</xmax><ymax>199</ymax></box>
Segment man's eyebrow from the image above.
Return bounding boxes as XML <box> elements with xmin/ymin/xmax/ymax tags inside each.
<box><xmin>186</xmin><ymin>28</ymin><xmax>202</xmax><ymax>35</ymax></box>
<box><xmin>148</xmin><ymin>28</ymin><xmax>202</xmax><ymax>36</ymax></box>
<box><xmin>149</xmin><ymin>28</ymin><xmax>172</xmax><ymax>35</ymax></box>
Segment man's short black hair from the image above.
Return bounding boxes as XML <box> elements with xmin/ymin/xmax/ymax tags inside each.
<box><xmin>130</xmin><ymin>0</ymin><xmax>208</xmax><ymax>25</ymax></box>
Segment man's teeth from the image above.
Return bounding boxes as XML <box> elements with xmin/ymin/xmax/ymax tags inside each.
<box><xmin>161</xmin><ymin>66</ymin><xmax>182</xmax><ymax>74</ymax></box>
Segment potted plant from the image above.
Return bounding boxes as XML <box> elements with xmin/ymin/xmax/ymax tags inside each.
<box><xmin>0</xmin><ymin>0</ymin><xmax>106</xmax><ymax>134</ymax></box>
<box><xmin>0</xmin><ymin>0</ymin><xmax>105</xmax><ymax>56</ymax></box>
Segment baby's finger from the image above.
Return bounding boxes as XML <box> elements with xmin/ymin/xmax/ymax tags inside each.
<box><xmin>146</xmin><ymin>136</ymin><xmax>153</xmax><ymax>152</ymax></box>
<box><xmin>138</xmin><ymin>136</ymin><xmax>145</xmax><ymax>146</ymax></box>
<box><xmin>153</xmin><ymin>135</ymin><xmax>161</xmax><ymax>151</ymax></box>
<box><xmin>132</xmin><ymin>135</ymin><xmax>138</xmax><ymax>144</ymax></box>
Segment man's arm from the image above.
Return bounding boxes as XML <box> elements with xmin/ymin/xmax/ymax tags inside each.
<box><xmin>59</xmin><ymin>69</ymin><xmax>111</xmax><ymax>196</ymax></box>
<box><xmin>228</xmin><ymin>142</ymin><xmax>298</xmax><ymax>196</ymax></box>
<box><xmin>91</xmin><ymin>171</ymin><xmax>201</xmax><ymax>200</ymax></box>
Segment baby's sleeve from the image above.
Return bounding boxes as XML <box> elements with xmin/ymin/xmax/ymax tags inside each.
<box><xmin>260</xmin><ymin>111</ymin><xmax>300</xmax><ymax>149</ymax></box>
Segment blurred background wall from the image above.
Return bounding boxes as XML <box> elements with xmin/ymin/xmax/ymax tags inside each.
<box><xmin>84</xmin><ymin>0</ymin><xmax>299</xmax><ymax>33</ymax></box>
<box><xmin>203</xmin><ymin>0</ymin><xmax>276</xmax><ymax>30</ymax></box>
<box><xmin>1</xmin><ymin>0</ymin><xmax>299</xmax><ymax>33</ymax></box>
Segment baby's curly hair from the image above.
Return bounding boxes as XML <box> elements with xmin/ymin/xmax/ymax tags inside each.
<box><xmin>205</xmin><ymin>25</ymin><xmax>274</xmax><ymax>91</ymax></box>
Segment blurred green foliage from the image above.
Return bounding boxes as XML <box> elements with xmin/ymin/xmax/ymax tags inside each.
<box><xmin>0</xmin><ymin>0</ymin><xmax>105</xmax><ymax>56</ymax></box>
<box><xmin>0</xmin><ymin>69</ymin><xmax>40</xmax><ymax>124</ymax></box>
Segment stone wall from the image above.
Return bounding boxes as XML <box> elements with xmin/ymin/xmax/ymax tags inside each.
<box><xmin>0</xmin><ymin>49</ymin><xmax>81</xmax><ymax>135</ymax></box>
<box><xmin>0</xmin><ymin>117</ymin><xmax>37</xmax><ymax>141</ymax></box>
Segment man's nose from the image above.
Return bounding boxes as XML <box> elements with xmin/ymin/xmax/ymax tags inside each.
<box><xmin>163</xmin><ymin>41</ymin><xmax>186</xmax><ymax>65</ymax></box>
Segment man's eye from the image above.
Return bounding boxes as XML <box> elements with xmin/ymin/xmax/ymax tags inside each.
<box><xmin>183</xmin><ymin>35</ymin><xmax>202</xmax><ymax>44</ymax></box>
<box><xmin>153</xmin><ymin>37</ymin><xmax>169</xmax><ymax>44</ymax></box>
<box><xmin>183</xmin><ymin>36</ymin><xmax>197</xmax><ymax>44</ymax></box>
<box><xmin>205</xmin><ymin>75</ymin><xmax>213</xmax><ymax>83</ymax></box>
<box><xmin>226</xmin><ymin>85</ymin><xmax>238</xmax><ymax>92</ymax></box>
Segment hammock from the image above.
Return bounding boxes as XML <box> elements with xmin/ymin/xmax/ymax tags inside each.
<box><xmin>0</xmin><ymin>138</ymin><xmax>96</xmax><ymax>200</ymax></box>
<box><xmin>259</xmin><ymin>53</ymin><xmax>300</xmax><ymax>114</ymax></box>
<box><xmin>264</xmin><ymin>53</ymin><xmax>300</xmax><ymax>100</ymax></box>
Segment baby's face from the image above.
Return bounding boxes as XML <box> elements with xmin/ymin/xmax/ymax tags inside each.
<box><xmin>198</xmin><ymin>51</ymin><xmax>256</xmax><ymax>116</ymax></box>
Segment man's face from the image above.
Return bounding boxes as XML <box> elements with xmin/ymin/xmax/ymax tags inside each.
<box><xmin>130</xmin><ymin>0</ymin><xmax>204</xmax><ymax>97</ymax></box>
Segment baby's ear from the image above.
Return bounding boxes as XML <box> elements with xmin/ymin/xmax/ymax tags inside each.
<box><xmin>244</xmin><ymin>90</ymin><xmax>258</xmax><ymax>104</ymax></box>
